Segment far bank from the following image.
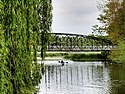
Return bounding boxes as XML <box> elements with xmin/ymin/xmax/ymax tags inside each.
<box><xmin>37</xmin><ymin>51</ymin><xmax>109</xmax><ymax>61</ymax></box>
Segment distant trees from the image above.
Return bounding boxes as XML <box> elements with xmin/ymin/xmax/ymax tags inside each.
<box><xmin>94</xmin><ymin>0</ymin><xmax>125</xmax><ymax>63</ymax></box>
<box><xmin>0</xmin><ymin>0</ymin><xmax>52</xmax><ymax>93</ymax></box>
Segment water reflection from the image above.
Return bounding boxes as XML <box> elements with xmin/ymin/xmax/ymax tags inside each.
<box><xmin>108</xmin><ymin>64</ymin><xmax>125</xmax><ymax>94</ymax></box>
<box><xmin>38</xmin><ymin>61</ymin><xmax>125</xmax><ymax>94</ymax></box>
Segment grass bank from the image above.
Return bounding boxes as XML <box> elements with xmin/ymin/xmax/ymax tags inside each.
<box><xmin>41</xmin><ymin>52</ymin><xmax>108</xmax><ymax>61</ymax></box>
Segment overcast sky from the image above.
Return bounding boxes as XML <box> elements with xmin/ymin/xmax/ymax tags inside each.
<box><xmin>52</xmin><ymin>0</ymin><xmax>100</xmax><ymax>35</ymax></box>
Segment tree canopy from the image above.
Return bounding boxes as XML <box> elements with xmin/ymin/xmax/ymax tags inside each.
<box><xmin>94</xmin><ymin>0</ymin><xmax>125</xmax><ymax>63</ymax></box>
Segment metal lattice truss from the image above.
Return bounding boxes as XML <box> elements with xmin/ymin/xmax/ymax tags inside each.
<box><xmin>47</xmin><ymin>33</ymin><xmax>115</xmax><ymax>51</ymax></box>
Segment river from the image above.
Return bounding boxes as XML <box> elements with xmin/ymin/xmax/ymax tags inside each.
<box><xmin>38</xmin><ymin>61</ymin><xmax>125</xmax><ymax>94</ymax></box>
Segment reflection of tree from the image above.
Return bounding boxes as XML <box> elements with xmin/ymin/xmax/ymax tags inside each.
<box><xmin>115</xmin><ymin>84</ymin><xmax>125</xmax><ymax>94</ymax></box>
<box><xmin>108</xmin><ymin>64</ymin><xmax>125</xmax><ymax>94</ymax></box>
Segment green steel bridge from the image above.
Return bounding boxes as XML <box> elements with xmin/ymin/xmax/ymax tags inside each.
<box><xmin>39</xmin><ymin>33</ymin><xmax>116</xmax><ymax>52</ymax></box>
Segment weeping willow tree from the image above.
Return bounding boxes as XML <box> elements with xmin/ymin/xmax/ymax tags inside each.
<box><xmin>39</xmin><ymin>0</ymin><xmax>52</xmax><ymax>60</ymax></box>
<box><xmin>0</xmin><ymin>0</ymin><xmax>52</xmax><ymax>94</ymax></box>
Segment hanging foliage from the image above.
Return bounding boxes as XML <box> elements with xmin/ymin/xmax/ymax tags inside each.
<box><xmin>38</xmin><ymin>0</ymin><xmax>53</xmax><ymax>60</ymax></box>
<box><xmin>0</xmin><ymin>0</ymin><xmax>52</xmax><ymax>93</ymax></box>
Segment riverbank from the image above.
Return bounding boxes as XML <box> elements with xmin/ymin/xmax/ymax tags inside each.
<box><xmin>64</xmin><ymin>53</ymin><xmax>106</xmax><ymax>61</ymax></box>
<box><xmin>37</xmin><ymin>52</ymin><xmax>108</xmax><ymax>61</ymax></box>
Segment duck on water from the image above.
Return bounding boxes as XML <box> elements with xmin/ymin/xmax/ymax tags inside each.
<box><xmin>58</xmin><ymin>60</ymin><xmax>68</xmax><ymax>66</ymax></box>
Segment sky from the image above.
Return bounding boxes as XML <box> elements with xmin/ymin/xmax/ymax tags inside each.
<box><xmin>52</xmin><ymin>0</ymin><xmax>100</xmax><ymax>35</ymax></box>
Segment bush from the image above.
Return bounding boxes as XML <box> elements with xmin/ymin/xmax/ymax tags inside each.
<box><xmin>64</xmin><ymin>53</ymin><xmax>105</xmax><ymax>61</ymax></box>
<box><xmin>109</xmin><ymin>40</ymin><xmax>125</xmax><ymax>63</ymax></box>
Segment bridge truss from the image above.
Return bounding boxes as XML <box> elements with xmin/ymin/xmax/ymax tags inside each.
<box><xmin>43</xmin><ymin>33</ymin><xmax>115</xmax><ymax>51</ymax></box>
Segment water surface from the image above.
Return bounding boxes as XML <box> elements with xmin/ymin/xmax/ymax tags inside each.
<box><xmin>38</xmin><ymin>61</ymin><xmax>125</xmax><ymax>94</ymax></box>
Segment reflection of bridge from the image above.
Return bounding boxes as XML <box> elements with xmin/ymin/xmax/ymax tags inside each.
<box><xmin>40</xmin><ymin>33</ymin><xmax>115</xmax><ymax>51</ymax></box>
<box><xmin>39</xmin><ymin>61</ymin><xmax>109</xmax><ymax>94</ymax></box>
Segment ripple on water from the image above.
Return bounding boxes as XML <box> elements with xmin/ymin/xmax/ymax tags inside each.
<box><xmin>38</xmin><ymin>61</ymin><xmax>125</xmax><ymax>94</ymax></box>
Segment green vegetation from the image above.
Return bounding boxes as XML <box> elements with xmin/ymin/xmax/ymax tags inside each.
<box><xmin>0</xmin><ymin>0</ymin><xmax>52</xmax><ymax>94</ymax></box>
<box><xmin>94</xmin><ymin>0</ymin><xmax>125</xmax><ymax>63</ymax></box>
<box><xmin>64</xmin><ymin>53</ymin><xmax>105</xmax><ymax>61</ymax></box>
<box><xmin>46</xmin><ymin>53</ymin><xmax>68</xmax><ymax>57</ymax></box>
<box><xmin>44</xmin><ymin>52</ymin><xmax>108</xmax><ymax>61</ymax></box>
<box><xmin>109</xmin><ymin>41</ymin><xmax>125</xmax><ymax>63</ymax></box>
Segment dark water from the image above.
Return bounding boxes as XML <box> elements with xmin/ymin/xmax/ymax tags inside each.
<box><xmin>38</xmin><ymin>61</ymin><xmax>125</xmax><ymax>94</ymax></box>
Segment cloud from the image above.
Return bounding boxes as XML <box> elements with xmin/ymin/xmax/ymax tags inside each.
<box><xmin>52</xmin><ymin>0</ymin><xmax>100</xmax><ymax>35</ymax></box>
